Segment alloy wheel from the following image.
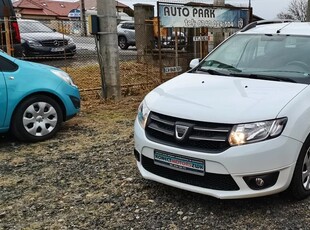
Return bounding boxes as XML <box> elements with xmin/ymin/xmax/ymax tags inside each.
<box><xmin>302</xmin><ymin>147</ymin><xmax>310</xmax><ymax>190</ymax></box>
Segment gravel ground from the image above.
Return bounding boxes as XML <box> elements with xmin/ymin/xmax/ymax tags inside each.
<box><xmin>1</xmin><ymin>96</ymin><xmax>310</xmax><ymax>230</ymax></box>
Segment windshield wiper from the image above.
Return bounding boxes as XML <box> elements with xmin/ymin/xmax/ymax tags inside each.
<box><xmin>196</xmin><ymin>68</ymin><xmax>230</xmax><ymax>76</ymax></box>
<box><xmin>205</xmin><ymin>60</ymin><xmax>242</xmax><ymax>73</ymax></box>
<box><xmin>229</xmin><ymin>73</ymin><xmax>297</xmax><ymax>83</ymax></box>
<box><xmin>251</xmin><ymin>70</ymin><xmax>310</xmax><ymax>76</ymax></box>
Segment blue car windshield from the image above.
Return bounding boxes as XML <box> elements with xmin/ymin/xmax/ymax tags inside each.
<box><xmin>198</xmin><ymin>34</ymin><xmax>310</xmax><ymax>84</ymax></box>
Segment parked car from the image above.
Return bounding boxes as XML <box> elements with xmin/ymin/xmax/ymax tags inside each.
<box><xmin>117</xmin><ymin>20</ymin><xmax>135</xmax><ymax>50</ymax></box>
<box><xmin>0</xmin><ymin>49</ymin><xmax>80</xmax><ymax>142</ymax></box>
<box><xmin>18</xmin><ymin>19</ymin><xmax>76</xmax><ymax>58</ymax></box>
<box><xmin>134</xmin><ymin>20</ymin><xmax>310</xmax><ymax>200</ymax></box>
<box><xmin>156</xmin><ymin>31</ymin><xmax>187</xmax><ymax>50</ymax></box>
<box><xmin>0</xmin><ymin>0</ymin><xmax>23</xmax><ymax>57</ymax></box>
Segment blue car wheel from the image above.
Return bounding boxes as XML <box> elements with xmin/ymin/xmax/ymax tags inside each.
<box><xmin>11</xmin><ymin>95</ymin><xmax>63</xmax><ymax>142</ymax></box>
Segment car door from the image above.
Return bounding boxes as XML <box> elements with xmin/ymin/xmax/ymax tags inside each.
<box><xmin>0</xmin><ymin>67</ymin><xmax>7</xmax><ymax>127</ymax></box>
<box><xmin>0</xmin><ymin>54</ymin><xmax>18</xmax><ymax>128</ymax></box>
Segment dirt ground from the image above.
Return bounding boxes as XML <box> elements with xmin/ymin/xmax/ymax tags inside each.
<box><xmin>1</xmin><ymin>95</ymin><xmax>310</xmax><ymax>229</ymax></box>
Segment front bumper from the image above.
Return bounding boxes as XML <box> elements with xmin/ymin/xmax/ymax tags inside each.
<box><xmin>56</xmin><ymin>82</ymin><xmax>80</xmax><ymax>121</ymax></box>
<box><xmin>22</xmin><ymin>44</ymin><xmax>76</xmax><ymax>57</ymax></box>
<box><xmin>134</xmin><ymin>119</ymin><xmax>303</xmax><ymax>199</ymax></box>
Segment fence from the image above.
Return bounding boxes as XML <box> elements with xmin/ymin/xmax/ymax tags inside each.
<box><xmin>1</xmin><ymin>18</ymin><xmax>238</xmax><ymax>100</ymax></box>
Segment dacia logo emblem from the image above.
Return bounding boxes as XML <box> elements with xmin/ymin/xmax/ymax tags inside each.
<box><xmin>175</xmin><ymin>125</ymin><xmax>189</xmax><ymax>141</ymax></box>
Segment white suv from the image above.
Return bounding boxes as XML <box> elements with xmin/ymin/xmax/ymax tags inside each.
<box><xmin>134</xmin><ymin>20</ymin><xmax>310</xmax><ymax>200</ymax></box>
<box><xmin>117</xmin><ymin>21</ymin><xmax>135</xmax><ymax>50</ymax></box>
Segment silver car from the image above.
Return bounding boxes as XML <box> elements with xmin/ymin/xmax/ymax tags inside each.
<box><xmin>117</xmin><ymin>21</ymin><xmax>135</xmax><ymax>50</ymax></box>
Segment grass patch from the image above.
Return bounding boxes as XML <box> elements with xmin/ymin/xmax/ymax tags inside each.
<box><xmin>63</xmin><ymin>61</ymin><xmax>160</xmax><ymax>101</ymax></box>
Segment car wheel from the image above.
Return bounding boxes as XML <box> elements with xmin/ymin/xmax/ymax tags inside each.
<box><xmin>289</xmin><ymin>137</ymin><xmax>310</xmax><ymax>200</ymax></box>
<box><xmin>118</xmin><ymin>36</ymin><xmax>129</xmax><ymax>50</ymax></box>
<box><xmin>11</xmin><ymin>95</ymin><xmax>63</xmax><ymax>142</ymax></box>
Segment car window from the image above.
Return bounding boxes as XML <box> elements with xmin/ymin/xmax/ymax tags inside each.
<box><xmin>121</xmin><ymin>23</ymin><xmax>134</xmax><ymax>30</ymax></box>
<box><xmin>18</xmin><ymin>21</ymin><xmax>53</xmax><ymax>33</ymax></box>
<box><xmin>0</xmin><ymin>56</ymin><xmax>18</xmax><ymax>72</ymax></box>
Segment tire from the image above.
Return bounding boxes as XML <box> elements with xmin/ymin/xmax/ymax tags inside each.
<box><xmin>288</xmin><ymin>137</ymin><xmax>310</xmax><ymax>200</ymax></box>
<box><xmin>11</xmin><ymin>95</ymin><xmax>63</xmax><ymax>142</ymax></box>
<box><xmin>118</xmin><ymin>36</ymin><xmax>129</xmax><ymax>50</ymax></box>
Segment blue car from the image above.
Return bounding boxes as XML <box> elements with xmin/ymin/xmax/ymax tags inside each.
<box><xmin>0</xmin><ymin>50</ymin><xmax>80</xmax><ymax>142</ymax></box>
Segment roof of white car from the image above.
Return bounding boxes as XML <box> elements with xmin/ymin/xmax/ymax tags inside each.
<box><xmin>239</xmin><ymin>22</ymin><xmax>310</xmax><ymax>36</ymax></box>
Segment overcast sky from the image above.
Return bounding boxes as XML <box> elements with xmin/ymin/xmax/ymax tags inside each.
<box><xmin>119</xmin><ymin>0</ymin><xmax>292</xmax><ymax>19</ymax></box>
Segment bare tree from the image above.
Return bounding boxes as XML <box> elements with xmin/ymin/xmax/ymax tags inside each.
<box><xmin>277</xmin><ymin>0</ymin><xmax>307</xmax><ymax>21</ymax></box>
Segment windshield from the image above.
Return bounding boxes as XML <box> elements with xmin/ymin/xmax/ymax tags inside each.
<box><xmin>19</xmin><ymin>21</ymin><xmax>54</xmax><ymax>33</ymax></box>
<box><xmin>198</xmin><ymin>34</ymin><xmax>310</xmax><ymax>84</ymax></box>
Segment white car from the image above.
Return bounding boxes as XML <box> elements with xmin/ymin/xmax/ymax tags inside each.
<box><xmin>117</xmin><ymin>21</ymin><xmax>135</xmax><ymax>50</ymax></box>
<box><xmin>134</xmin><ymin>20</ymin><xmax>310</xmax><ymax>200</ymax></box>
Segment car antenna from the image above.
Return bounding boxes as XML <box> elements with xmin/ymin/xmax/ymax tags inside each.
<box><xmin>276</xmin><ymin>22</ymin><xmax>293</xmax><ymax>34</ymax></box>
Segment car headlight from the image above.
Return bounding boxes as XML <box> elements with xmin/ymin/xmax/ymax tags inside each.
<box><xmin>229</xmin><ymin>118</ymin><xmax>287</xmax><ymax>146</ymax></box>
<box><xmin>137</xmin><ymin>100</ymin><xmax>150</xmax><ymax>129</ymax></box>
<box><xmin>68</xmin><ymin>37</ymin><xmax>74</xmax><ymax>44</ymax></box>
<box><xmin>27</xmin><ymin>40</ymin><xmax>42</xmax><ymax>47</ymax></box>
<box><xmin>50</xmin><ymin>69</ymin><xmax>77</xmax><ymax>87</ymax></box>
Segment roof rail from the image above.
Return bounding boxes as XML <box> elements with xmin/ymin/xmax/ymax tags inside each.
<box><xmin>240</xmin><ymin>19</ymin><xmax>296</xmax><ymax>32</ymax></box>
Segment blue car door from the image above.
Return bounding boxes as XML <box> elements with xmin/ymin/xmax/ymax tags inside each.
<box><xmin>0</xmin><ymin>70</ymin><xmax>7</xmax><ymax>127</ymax></box>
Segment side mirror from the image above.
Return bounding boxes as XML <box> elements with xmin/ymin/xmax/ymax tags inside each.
<box><xmin>189</xmin><ymin>58</ymin><xmax>201</xmax><ymax>69</ymax></box>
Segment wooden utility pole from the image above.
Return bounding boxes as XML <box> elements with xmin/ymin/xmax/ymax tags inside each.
<box><xmin>97</xmin><ymin>0</ymin><xmax>121</xmax><ymax>100</ymax></box>
<box><xmin>307</xmin><ymin>0</ymin><xmax>310</xmax><ymax>21</ymax></box>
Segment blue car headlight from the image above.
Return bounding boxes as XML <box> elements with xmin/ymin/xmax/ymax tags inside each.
<box><xmin>51</xmin><ymin>69</ymin><xmax>77</xmax><ymax>87</ymax></box>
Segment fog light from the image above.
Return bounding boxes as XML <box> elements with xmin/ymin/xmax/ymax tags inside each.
<box><xmin>243</xmin><ymin>172</ymin><xmax>279</xmax><ymax>190</ymax></box>
<box><xmin>255</xmin><ymin>178</ymin><xmax>265</xmax><ymax>187</ymax></box>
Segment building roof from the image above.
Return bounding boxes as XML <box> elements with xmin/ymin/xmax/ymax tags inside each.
<box><xmin>13</xmin><ymin>0</ymin><xmax>80</xmax><ymax>18</ymax></box>
<box><xmin>83</xmin><ymin>0</ymin><xmax>130</xmax><ymax>10</ymax></box>
<box><xmin>13</xmin><ymin>0</ymin><xmax>131</xmax><ymax>18</ymax></box>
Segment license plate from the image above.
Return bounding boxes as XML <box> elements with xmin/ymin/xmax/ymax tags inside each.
<box><xmin>51</xmin><ymin>47</ymin><xmax>64</xmax><ymax>52</ymax></box>
<box><xmin>154</xmin><ymin>150</ymin><xmax>205</xmax><ymax>176</ymax></box>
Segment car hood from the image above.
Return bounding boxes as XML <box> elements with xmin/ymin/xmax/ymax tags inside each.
<box><xmin>15</xmin><ymin>58</ymin><xmax>59</xmax><ymax>71</ymax></box>
<box><xmin>145</xmin><ymin>73</ymin><xmax>308</xmax><ymax>124</ymax></box>
<box><xmin>21</xmin><ymin>32</ymin><xmax>70</xmax><ymax>41</ymax></box>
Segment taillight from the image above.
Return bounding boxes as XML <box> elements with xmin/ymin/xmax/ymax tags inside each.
<box><xmin>11</xmin><ymin>21</ymin><xmax>21</xmax><ymax>43</ymax></box>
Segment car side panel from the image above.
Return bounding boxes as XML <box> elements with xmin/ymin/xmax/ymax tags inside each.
<box><xmin>0</xmin><ymin>71</ymin><xmax>7</xmax><ymax>128</ymax></box>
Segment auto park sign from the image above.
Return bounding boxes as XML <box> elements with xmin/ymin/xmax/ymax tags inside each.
<box><xmin>158</xmin><ymin>3</ymin><xmax>249</xmax><ymax>28</ymax></box>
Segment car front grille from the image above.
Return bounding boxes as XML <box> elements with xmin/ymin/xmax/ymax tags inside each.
<box><xmin>41</xmin><ymin>39</ymin><xmax>68</xmax><ymax>47</ymax></box>
<box><xmin>142</xmin><ymin>155</ymin><xmax>239</xmax><ymax>191</ymax></box>
<box><xmin>145</xmin><ymin>112</ymin><xmax>233</xmax><ymax>153</ymax></box>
